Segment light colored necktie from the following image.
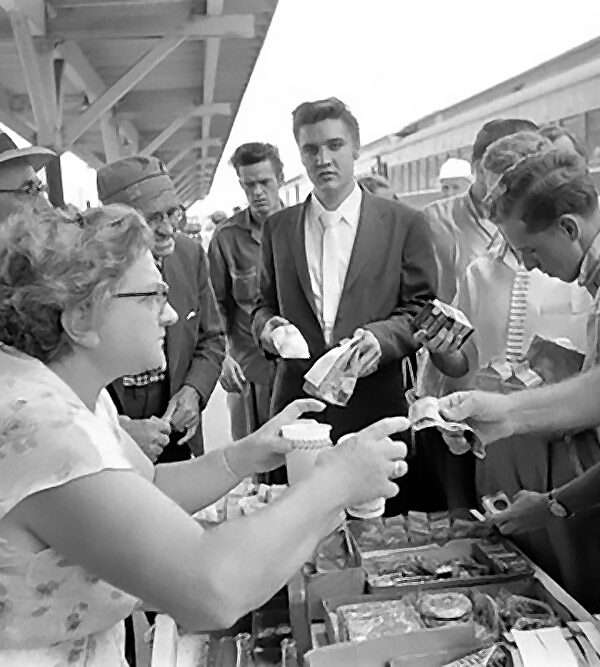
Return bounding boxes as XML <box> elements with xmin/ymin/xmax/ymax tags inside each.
<box><xmin>319</xmin><ymin>211</ymin><xmax>340</xmax><ymax>344</ymax></box>
<box><xmin>505</xmin><ymin>266</ymin><xmax>530</xmax><ymax>363</ymax></box>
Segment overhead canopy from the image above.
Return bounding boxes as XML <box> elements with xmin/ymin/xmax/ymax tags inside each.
<box><xmin>0</xmin><ymin>0</ymin><xmax>278</xmax><ymax>206</ymax></box>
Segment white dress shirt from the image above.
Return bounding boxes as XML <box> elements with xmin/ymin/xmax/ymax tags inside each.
<box><xmin>305</xmin><ymin>183</ymin><xmax>362</xmax><ymax>343</ymax></box>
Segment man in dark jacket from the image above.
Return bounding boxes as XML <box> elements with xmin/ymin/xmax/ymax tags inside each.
<box><xmin>97</xmin><ymin>156</ymin><xmax>225</xmax><ymax>462</ymax></box>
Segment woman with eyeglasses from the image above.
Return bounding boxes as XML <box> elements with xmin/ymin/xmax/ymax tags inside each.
<box><xmin>0</xmin><ymin>204</ymin><xmax>408</xmax><ymax>665</ymax></box>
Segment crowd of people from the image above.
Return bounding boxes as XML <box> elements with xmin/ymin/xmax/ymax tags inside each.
<box><xmin>1</xmin><ymin>91</ymin><xmax>600</xmax><ymax>664</ymax></box>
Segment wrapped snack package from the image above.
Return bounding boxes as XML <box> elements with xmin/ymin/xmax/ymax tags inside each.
<box><xmin>417</xmin><ymin>592</ymin><xmax>473</xmax><ymax>627</ymax></box>
<box><xmin>481</xmin><ymin>491</ymin><xmax>511</xmax><ymax>516</ymax></box>
<box><xmin>414</xmin><ymin>299</ymin><xmax>475</xmax><ymax>350</ymax></box>
<box><xmin>314</xmin><ymin>529</ymin><xmax>351</xmax><ymax>573</ymax></box>
<box><xmin>409</xmin><ymin>397</ymin><xmax>485</xmax><ymax>457</ymax></box>
<box><xmin>337</xmin><ymin>600</ymin><xmax>424</xmax><ymax>642</ymax></box>
<box><xmin>526</xmin><ymin>335</ymin><xmax>585</xmax><ymax>385</ymax></box>
<box><xmin>303</xmin><ymin>336</ymin><xmax>362</xmax><ymax>406</ymax></box>
<box><xmin>271</xmin><ymin>323</ymin><xmax>310</xmax><ymax>359</ymax></box>
<box><xmin>442</xmin><ymin>643</ymin><xmax>507</xmax><ymax>666</ymax></box>
<box><xmin>474</xmin><ymin>358</ymin><xmax>543</xmax><ymax>394</ymax></box>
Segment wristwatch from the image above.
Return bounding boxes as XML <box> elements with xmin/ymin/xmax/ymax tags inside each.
<box><xmin>547</xmin><ymin>491</ymin><xmax>572</xmax><ymax>519</ymax></box>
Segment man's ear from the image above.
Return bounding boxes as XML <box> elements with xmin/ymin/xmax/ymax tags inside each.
<box><xmin>557</xmin><ymin>214</ymin><xmax>581</xmax><ymax>242</ymax></box>
<box><xmin>60</xmin><ymin>303</ymin><xmax>100</xmax><ymax>349</ymax></box>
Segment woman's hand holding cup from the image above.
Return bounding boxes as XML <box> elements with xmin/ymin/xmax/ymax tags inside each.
<box><xmin>318</xmin><ymin>417</ymin><xmax>410</xmax><ymax>509</ymax></box>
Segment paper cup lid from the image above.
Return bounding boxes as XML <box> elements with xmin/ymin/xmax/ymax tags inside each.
<box><xmin>281</xmin><ymin>421</ymin><xmax>332</xmax><ymax>442</ymax></box>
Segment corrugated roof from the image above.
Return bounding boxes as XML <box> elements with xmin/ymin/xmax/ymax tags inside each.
<box><xmin>0</xmin><ymin>0</ymin><xmax>278</xmax><ymax>205</ymax></box>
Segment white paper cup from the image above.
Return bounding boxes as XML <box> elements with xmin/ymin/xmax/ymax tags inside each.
<box><xmin>282</xmin><ymin>421</ymin><xmax>332</xmax><ymax>486</ymax></box>
<box><xmin>285</xmin><ymin>448</ymin><xmax>324</xmax><ymax>485</ymax></box>
<box><xmin>346</xmin><ymin>497</ymin><xmax>386</xmax><ymax>520</ymax></box>
<box><xmin>338</xmin><ymin>434</ymin><xmax>386</xmax><ymax>519</ymax></box>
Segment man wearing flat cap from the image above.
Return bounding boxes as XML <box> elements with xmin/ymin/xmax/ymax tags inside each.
<box><xmin>0</xmin><ymin>131</ymin><xmax>55</xmax><ymax>221</ymax></box>
<box><xmin>97</xmin><ymin>156</ymin><xmax>225</xmax><ymax>463</ymax></box>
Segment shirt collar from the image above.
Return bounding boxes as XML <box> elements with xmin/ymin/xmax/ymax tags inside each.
<box><xmin>233</xmin><ymin>207</ymin><xmax>264</xmax><ymax>243</ymax></box>
<box><xmin>309</xmin><ymin>181</ymin><xmax>362</xmax><ymax>228</ymax></box>
<box><xmin>488</xmin><ymin>238</ymin><xmax>521</xmax><ymax>271</ymax></box>
<box><xmin>578</xmin><ymin>230</ymin><xmax>600</xmax><ymax>296</ymax></box>
<box><xmin>462</xmin><ymin>188</ymin><xmax>499</xmax><ymax>244</ymax></box>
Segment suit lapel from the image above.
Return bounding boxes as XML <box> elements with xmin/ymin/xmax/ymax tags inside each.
<box><xmin>339</xmin><ymin>192</ymin><xmax>383</xmax><ymax>297</ymax></box>
<box><xmin>161</xmin><ymin>246</ymin><xmax>184</xmax><ymax>387</ymax></box>
<box><xmin>291</xmin><ymin>200</ymin><xmax>320</xmax><ymax>322</ymax></box>
<box><xmin>333</xmin><ymin>193</ymin><xmax>384</xmax><ymax>336</ymax></box>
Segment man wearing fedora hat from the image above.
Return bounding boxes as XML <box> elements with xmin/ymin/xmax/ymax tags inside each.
<box><xmin>97</xmin><ymin>156</ymin><xmax>225</xmax><ymax>463</ymax></box>
<box><xmin>0</xmin><ymin>131</ymin><xmax>55</xmax><ymax>221</ymax></box>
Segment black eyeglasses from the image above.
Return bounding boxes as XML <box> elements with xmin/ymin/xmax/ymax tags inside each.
<box><xmin>113</xmin><ymin>283</ymin><xmax>170</xmax><ymax>314</ymax></box>
<box><xmin>0</xmin><ymin>180</ymin><xmax>48</xmax><ymax>196</ymax></box>
<box><xmin>146</xmin><ymin>206</ymin><xmax>184</xmax><ymax>228</ymax></box>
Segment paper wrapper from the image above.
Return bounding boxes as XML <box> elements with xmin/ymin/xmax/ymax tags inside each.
<box><xmin>409</xmin><ymin>396</ymin><xmax>485</xmax><ymax>458</ymax></box>
<box><xmin>271</xmin><ymin>323</ymin><xmax>310</xmax><ymax>359</ymax></box>
<box><xmin>525</xmin><ymin>335</ymin><xmax>585</xmax><ymax>385</ymax></box>
<box><xmin>303</xmin><ymin>337</ymin><xmax>363</xmax><ymax>406</ymax></box>
<box><xmin>414</xmin><ymin>299</ymin><xmax>475</xmax><ymax>350</ymax></box>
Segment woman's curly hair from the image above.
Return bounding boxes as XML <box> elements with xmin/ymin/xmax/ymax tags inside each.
<box><xmin>0</xmin><ymin>203</ymin><xmax>153</xmax><ymax>363</ymax></box>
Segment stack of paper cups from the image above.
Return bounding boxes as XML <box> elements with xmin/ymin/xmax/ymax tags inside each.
<box><xmin>338</xmin><ymin>433</ymin><xmax>386</xmax><ymax>519</ymax></box>
<box><xmin>282</xmin><ymin>421</ymin><xmax>332</xmax><ymax>485</ymax></box>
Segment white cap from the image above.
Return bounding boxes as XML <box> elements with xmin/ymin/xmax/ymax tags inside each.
<box><xmin>438</xmin><ymin>158</ymin><xmax>472</xmax><ymax>182</ymax></box>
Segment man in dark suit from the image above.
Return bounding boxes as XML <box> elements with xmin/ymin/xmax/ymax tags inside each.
<box><xmin>252</xmin><ymin>98</ymin><xmax>437</xmax><ymax>508</ymax></box>
<box><xmin>97</xmin><ymin>156</ymin><xmax>225</xmax><ymax>463</ymax></box>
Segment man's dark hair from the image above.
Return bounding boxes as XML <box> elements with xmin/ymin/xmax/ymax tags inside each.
<box><xmin>471</xmin><ymin>118</ymin><xmax>538</xmax><ymax>163</ymax></box>
<box><xmin>497</xmin><ymin>150</ymin><xmax>598</xmax><ymax>233</ymax></box>
<box><xmin>229</xmin><ymin>142</ymin><xmax>284</xmax><ymax>181</ymax></box>
<box><xmin>540</xmin><ymin>123</ymin><xmax>588</xmax><ymax>162</ymax></box>
<box><xmin>292</xmin><ymin>97</ymin><xmax>360</xmax><ymax>148</ymax></box>
<box><xmin>482</xmin><ymin>131</ymin><xmax>550</xmax><ymax>176</ymax></box>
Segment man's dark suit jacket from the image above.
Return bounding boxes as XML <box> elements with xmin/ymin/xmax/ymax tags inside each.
<box><xmin>252</xmin><ymin>191</ymin><xmax>437</xmax><ymax>440</ymax></box>
<box><xmin>110</xmin><ymin>233</ymin><xmax>225</xmax><ymax>455</ymax></box>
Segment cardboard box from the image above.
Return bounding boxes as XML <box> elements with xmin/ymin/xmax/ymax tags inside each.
<box><xmin>302</xmin><ymin>574</ymin><xmax>587</xmax><ymax>666</ymax></box>
<box><xmin>288</xmin><ymin>525</ymin><xmax>365</xmax><ymax>656</ymax></box>
<box><xmin>304</xmin><ymin>624</ymin><xmax>480</xmax><ymax>667</ymax></box>
<box><xmin>303</xmin><ymin>525</ymin><xmax>365</xmax><ymax>620</ymax></box>
<box><xmin>362</xmin><ymin>538</ymin><xmax>531</xmax><ymax>592</ymax></box>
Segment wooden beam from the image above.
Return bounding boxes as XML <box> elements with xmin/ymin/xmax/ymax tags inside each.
<box><xmin>0</xmin><ymin>84</ymin><xmax>36</xmax><ymax>142</ymax></box>
<box><xmin>198</xmin><ymin>0</ymin><xmax>223</xmax><ymax>168</ymax></box>
<box><xmin>100</xmin><ymin>112</ymin><xmax>121</xmax><ymax>162</ymax></box>
<box><xmin>8</xmin><ymin>10</ymin><xmax>59</xmax><ymax>147</ymax></box>
<box><xmin>0</xmin><ymin>0</ymin><xmax>46</xmax><ymax>35</ymax></box>
<box><xmin>166</xmin><ymin>139</ymin><xmax>221</xmax><ymax>170</ymax></box>
<box><xmin>47</xmin><ymin>13</ymin><xmax>255</xmax><ymax>40</ymax></box>
<box><xmin>58</xmin><ymin>40</ymin><xmax>140</xmax><ymax>152</ymax></box>
<box><xmin>140</xmin><ymin>103</ymin><xmax>231</xmax><ymax>156</ymax></box>
<box><xmin>174</xmin><ymin>175</ymin><xmax>197</xmax><ymax>192</ymax></box>
<box><xmin>55</xmin><ymin>1</ymin><xmax>187</xmax><ymax>6</ymax></box>
<box><xmin>178</xmin><ymin>183</ymin><xmax>197</xmax><ymax>201</ymax></box>
<box><xmin>173</xmin><ymin>165</ymin><xmax>213</xmax><ymax>185</ymax></box>
<box><xmin>71</xmin><ymin>146</ymin><xmax>105</xmax><ymax>172</ymax></box>
<box><xmin>178</xmin><ymin>179</ymin><xmax>195</xmax><ymax>194</ymax></box>
<box><xmin>172</xmin><ymin>166</ymin><xmax>196</xmax><ymax>185</ymax></box>
<box><xmin>63</xmin><ymin>36</ymin><xmax>185</xmax><ymax>149</ymax></box>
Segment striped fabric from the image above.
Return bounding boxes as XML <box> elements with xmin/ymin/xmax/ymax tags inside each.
<box><xmin>505</xmin><ymin>266</ymin><xmax>531</xmax><ymax>363</ymax></box>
